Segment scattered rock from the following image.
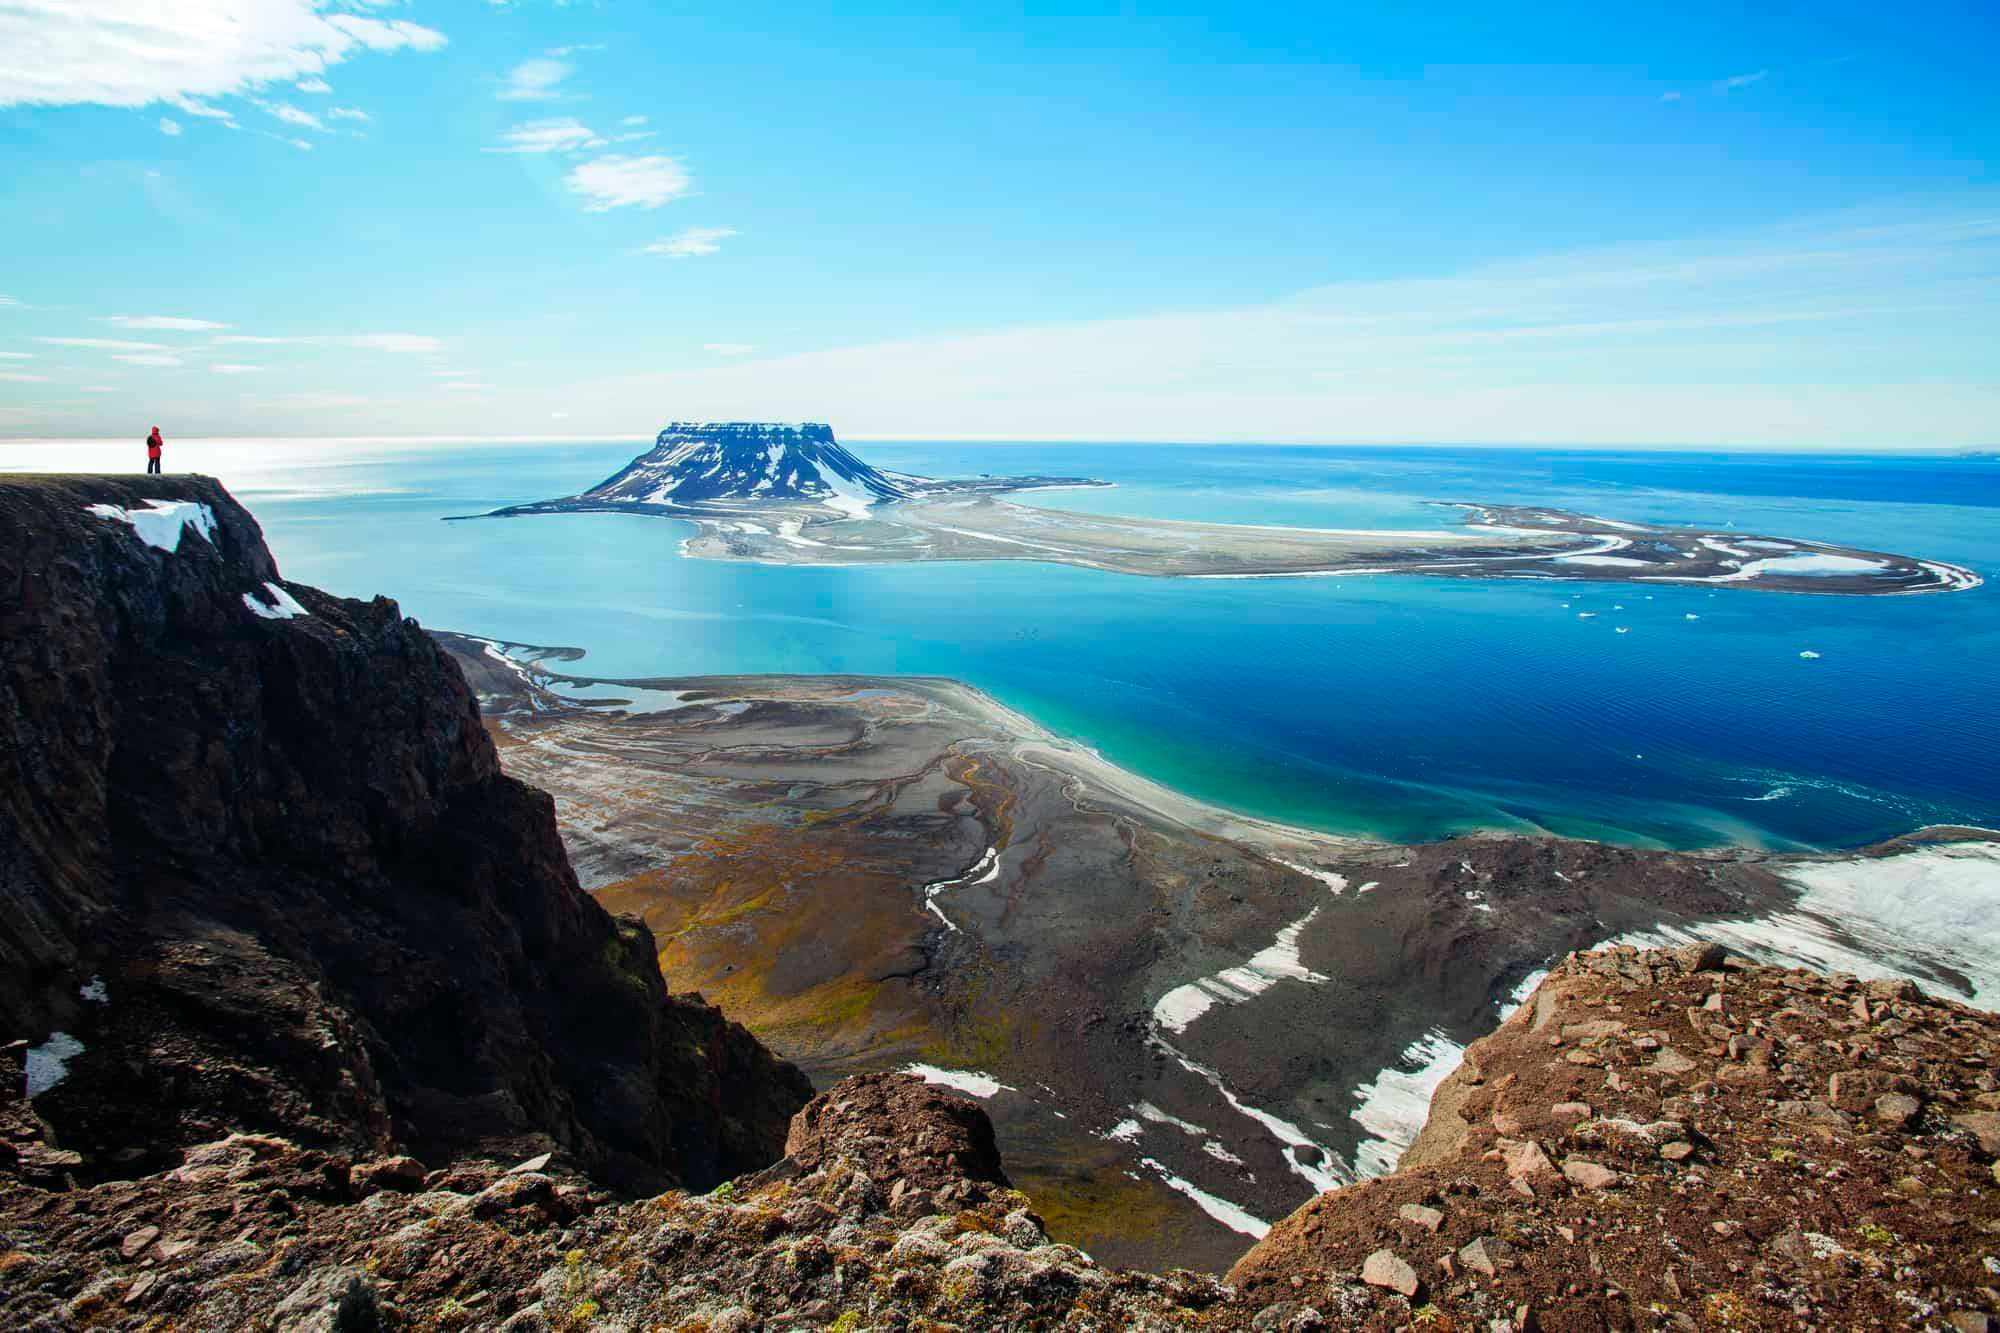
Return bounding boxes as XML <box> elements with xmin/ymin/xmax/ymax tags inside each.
<box><xmin>1561</xmin><ymin>1158</ymin><xmax>1619</xmax><ymax>1190</ymax></box>
<box><xmin>1360</xmin><ymin>1248</ymin><xmax>1420</xmax><ymax>1298</ymax></box>
<box><xmin>118</xmin><ymin>1225</ymin><xmax>159</xmax><ymax>1259</ymax></box>
<box><xmin>1397</xmin><ymin>1203</ymin><xmax>1444</xmax><ymax>1233</ymax></box>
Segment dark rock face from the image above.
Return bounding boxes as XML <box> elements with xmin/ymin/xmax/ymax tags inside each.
<box><xmin>587</xmin><ymin>422</ymin><xmax>907</xmax><ymax>507</ymax></box>
<box><xmin>0</xmin><ymin>475</ymin><xmax>810</xmax><ymax>1191</ymax></box>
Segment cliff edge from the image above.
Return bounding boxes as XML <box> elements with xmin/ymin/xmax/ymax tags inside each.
<box><xmin>0</xmin><ymin>475</ymin><xmax>810</xmax><ymax>1194</ymax></box>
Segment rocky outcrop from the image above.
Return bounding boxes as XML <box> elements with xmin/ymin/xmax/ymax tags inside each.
<box><xmin>1226</xmin><ymin>945</ymin><xmax>2000</xmax><ymax>1330</ymax></box>
<box><xmin>0</xmin><ymin>1073</ymin><xmax>1232</xmax><ymax>1329</ymax></box>
<box><xmin>0</xmin><ymin>475</ymin><xmax>809</xmax><ymax>1192</ymax></box>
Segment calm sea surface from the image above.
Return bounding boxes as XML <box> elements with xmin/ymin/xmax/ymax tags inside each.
<box><xmin>15</xmin><ymin>440</ymin><xmax>2000</xmax><ymax>850</ymax></box>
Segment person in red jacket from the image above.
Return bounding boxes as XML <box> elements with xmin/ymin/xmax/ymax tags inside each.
<box><xmin>145</xmin><ymin>426</ymin><xmax>163</xmax><ymax>475</ymax></box>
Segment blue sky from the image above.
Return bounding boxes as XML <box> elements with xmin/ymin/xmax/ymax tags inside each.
<box><xmin>1</xmin><ymin>1</ymin><xmax>1995</xmax><ymax>445</ymax></box>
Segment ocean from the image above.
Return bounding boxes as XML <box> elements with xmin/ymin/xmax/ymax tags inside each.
<box><xmin>12</xmin><ymin>439</ymin><xmax>1999</xmax><ymax>851</ymax></box>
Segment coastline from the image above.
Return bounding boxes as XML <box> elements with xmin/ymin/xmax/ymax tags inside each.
<box><xmin>436</xmin><ymin>631</ymin><xmax>2000</xmax><ymax>1272</ymax></box>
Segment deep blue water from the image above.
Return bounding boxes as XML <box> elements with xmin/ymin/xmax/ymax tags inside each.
<box><xmin>129</xmin><ymin>441</ymin><xmax>2000</xmax><ymax>851</ymax></box>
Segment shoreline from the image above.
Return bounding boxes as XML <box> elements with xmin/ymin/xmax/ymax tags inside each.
<box><xmin>436</xmin><ymin>631</ymin><xmax>2000</xmax><ymax>1272</ymax></box>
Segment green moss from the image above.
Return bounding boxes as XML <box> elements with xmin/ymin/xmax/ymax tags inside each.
<box><xmin>827</xmin><ymin>1313</ymin><xmax>861</xmax><ymax>1333</ymax></box>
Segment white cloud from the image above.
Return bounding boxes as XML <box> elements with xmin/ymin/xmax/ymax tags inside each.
<box><xmin>644</xmin><ymin>226</ymin><xmax>735</xmax><ymax>258</ymax></box>
<box><xmin>264</xmin><ymin>100</ymin><xmax>326</xmax><ymax>131</ymax></box>
<box><xmin>327</xmin><ymin>105</ymin><xmax>368</xmax><ymax>121</ymax></box>
<box><xmin>104</xmin><ymin>314</ymin><xmax>232</xmax><ymax>331</ymax></box>
<box><xmin>565</xmin><ymin>155</ymin><xmax>691</xmax><ymax>211</ymax></box>
<box><xmin>79</xmin><ymin>385</ymin><xmax>117</xmax><ymax>392</ymax></box>
<box><xmin>112</xmin><ymin>352</ymin><xmax>184</xmax><ymax>367</ymax></box>
<box><xmin>487</xmin><ymin>117</ymin><xmax>602</xmax><ymax>154</ymax></box>
<box><xmin>1715</xmin><ymin>70</ymin><xmax>1769</xmax><ymax>93</ymax></box>
<box><xmin>0</xmin><ymin>351</ymin><xmax>35</xmax><ymax>359</ymax></box>
<box><xmin>619</xmin><ymin>114</ymin><xmax>646</xmax><ymax>127</ymax></box>
<box><xmin>427</xmin><ymin>368</ymin><xmax>478</xmax><ymax>377</ymax></box>
<box><xmin>702</xmin><ymin>343</ymin><xmax>753</xmax><ymax>356</ymax></box>
<box><xmin>38</xmin><ymin>336</ymin><xmax>167</xmax><ymax>350</ymax></box>
<box><xmin>295</xmin><ymin>76</ymin><xmax>330</xmax><ymax>94</ymax></box>
<box><xmin>158</xmin><ymin>116</ymin><xmax>182</xmax><ymax>135</ymax></box>
<box><xmin>211</xmin><ymin>363</ymin><xmax>263</xmax><ymax>374</ymax></box>
<box><xmin>439</xmin><ymin>381</ymin><xmax>495</xmax><ymax>391</ymax></box>
<box><xmin>344</xmin><ymin>332</ymin><xmax>441</xmax><ymax>354</ymax></box>
<box><xmin>550</xmin><ymin>410</ymin><xmax>570</xmax><ymax>419</ymax></box>
<box><xmin>0</xmin><ymin>0</ymin><xmax>447</xmax><ymax>111</ymax></box>
<box><xmin>1659</xmin><ymin>90</ymin><xmax>1682</xmax><ymax>103</ymax></box>
<box><xmin>497</xmin><ymin>56</ymin><xmax>570</xmax><ymax>101</ymax></box>
<box><xmin>0</xmin><ymin>294</ymin><xmax>19</xmax><ymax>306</ymax></box>
<box><xmin>0</xmin><ymin>371</ymin><xmax>49</xmax><ymax>382</ymax></box>
<box><xmin>210</xmin><ymin>331</ymin><xmax>442</xmax><ymax>354</ymax></box>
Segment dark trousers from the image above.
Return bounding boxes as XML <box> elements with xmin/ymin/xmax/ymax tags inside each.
<box><xmin>147</xmin><ymin>456</ymin><xmax>161</xmax><ymax>474</ymax></box>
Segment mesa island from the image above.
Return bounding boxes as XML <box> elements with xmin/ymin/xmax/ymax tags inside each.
<box><xmin>458</xmin><ymin>422</ymin><xmax>1983</xmax><ymax>594</ymax></box>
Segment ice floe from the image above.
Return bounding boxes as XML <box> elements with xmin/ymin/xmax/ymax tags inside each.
<box><xmin>902</xmin><ymin>1063</ymin><xmax>1014</xmax><ymax>1098</ymax></box>
<box><xmin>84</xmin><ymin>499</ymin><xmax>215</xmax><ymax>553</ymax></box>
<box><xmin>1555</xmin><ymin>555</ymin><xmax>1648</xmax><ymax>567</ymax></box>
<box><xmin>1153</xmin><ymin>907</ymin><xmax>1328</xmax><ymax>1035</ymax></box>
<box><xmin>242</xmin><ymin>581</ymin><xmax>309</xmax><ymax>620</ymax></box>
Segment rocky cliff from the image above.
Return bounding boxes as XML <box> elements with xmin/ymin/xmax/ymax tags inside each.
<box><xmin>0</xmin><ymin>475</ymin><xmax>810</xmax><ymax>1193</ymax></box>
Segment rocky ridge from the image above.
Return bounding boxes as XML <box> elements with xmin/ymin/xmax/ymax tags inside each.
<box><xmin>8</xmin><ymin>948</ymin><xmax>1999</xmax><ymax>1329</ymax></box>
<box><xmin>0</xmin><ymin>475</ymin><xmax>810</xmax><ymax>1194</ymax></box>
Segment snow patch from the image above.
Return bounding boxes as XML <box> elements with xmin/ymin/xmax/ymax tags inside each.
<box><xmin>902</xmin><ymin>1064</ymin><xmax>1014</xmax><ymax>1099</ymax></box>
<box><xmin>1137</xmin><ymin>1157</ymin><xmax>1269</xmax><ymax>1238</ymax></box>
<box><xmin>1349</xmin><ymin>1028</ymin><xmax>1466</xmax><ymax>1178</ymax></box>
<box><xmin>242</xmin><ymin>581</ymin><xmax>309</xmax><ymax>620</ymax></box>
<box><xmin>1613</xmin><ymin>842</ymin><xmax>2000</xmax><ymax>1008</ymax></box>
<box><xmin>1153</xmin><ymin>907</ymin><xmax>1328</xmax><ymax>1034</ymax></box>
<box><xmin>84</xmin><ymin>499</ymin><xmax>216</xmax><ymax>553</ymax></box>
<box><xmin>26</xmin><ymin>1032</ymin><xmax>85</xmax><ymax>1098</ymax></box>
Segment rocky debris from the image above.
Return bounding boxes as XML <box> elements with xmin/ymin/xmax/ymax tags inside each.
<box><xmin>1228</xmin><ymin>944</ymin><xmax>2000</xmax><ymax>1330</ymax></box>
<box><xmin>0</xmin><ymin>1075</ymin><xmax>1230</xmax><ymax>1330</ymax></box>
<box><xmin>783</xmin><ymin>1072</ymin><xmax>1009</xmax><ymax>1199</ymax></box>
<box><xmin>0</xmin><ymin>476</ymin><xmax>810</xmax><ymax>1193</ymax></box>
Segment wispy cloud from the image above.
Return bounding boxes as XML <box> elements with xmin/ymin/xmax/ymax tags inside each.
<box><xmin>566</xmin><ymin>204</ymin><xmax>2000</xmax><ymax>447</ymax></box>
<box><xmin>158</xmin><ymin>116</ymin><xmax>183</xmax><ymax>135</ymax></box>
<box><xmin>497</xmin><ymin>57</ymin><xmax>571</xmax><ymax>102</ymax></box>
<box><xmin>1715</xmin><ymin>70</ymin><xmax>1769</xmax><ymax>93</ymax></box>
<box><xmin>0</xmin><ymin>371</ymin><xmax>49</xmax><ymax>382</ymax></box>
<box><xmin>37</xmin><ymin>336</ymin><xmax>167</xmax><ymax>351</ymax></box>
<box><xmin>702</xmin><ymin>343</ymin><xmax>753</xmax><ymax>356</ymax></box>
<box><xmin>211</xmin><ymin>332</ymin><xmax>442</xmax><ymax>354</ymax></box>
<box><xmin>644</xmin><ymin>226</ymin><xmax>735</xmax><ymax>258</ymax></box>
<box><xmin>210</xmin><ymin>363</ymin><xmax>263</xmax><ymax>374</ymax></box>
<box><xmin>564</xmin><ymin>155</ymin><xmax>691</xmax><ymax>211</ymax></box>
<box><xmin>295</xmin><ymin>76</ymin><xmax>331</xmax><ymax>94</ymax></box>
<box><xmin>439</xmin><ymin>381</ymin><xmax>495</xmax><ymax>391</ymax></box>
<box><xmin>619</xmin><ymin>114</ymin><xmax>647</xmax><ymax>127</ymax></box>
<box><xmin>487</xmin><ymin>117</ymin><xmax>603</xmax><ymax>154</ymax></box>
<box><xmin>263</xmin><ymin>101</ymin><xmax>326</xmax><ymax>132</ymax></box>
<box><xmin>0</xmin><ymin>0</ymin><xmax>446</xmax><ymax>111</ymax></box>
<box><xmin>112</xmin><ymin>352</ymin><xmax>183</xmax><ymax>367</ymax></box>
<box><xmin>104</xmin><ymin>314</ymin><xmax>232</xmax><ymax>331</ymax></box>
<box><xmin>1659</xmin><ymin>90</ymin><xmax>1682</xmax><ymax>103</ymax></box>
<box><xmin>327</xmin><ymin>105</ymin><xmax>368</xmax><ymax>121</ymax></box>
<box><xmin>0</xmin><ymin>352</ymin><xmax>35</xmax><ymax>360</ymax></box>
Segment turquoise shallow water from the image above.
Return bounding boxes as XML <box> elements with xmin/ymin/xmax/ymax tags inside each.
<box><xmin>21</xmin><ymin>440</ymin><xmax>1997</xmax><ymax>851</ymax></box>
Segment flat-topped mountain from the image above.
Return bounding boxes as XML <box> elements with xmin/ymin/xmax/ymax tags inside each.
<box><xmin>465</xmin><ymin>421</ymin><xmax>1108</xmax><ymax>521</ymax></box>
<box><xmin>590</xmin><ymin>422</ymin><xmax>910</xmax><ymax>513</ymax></box>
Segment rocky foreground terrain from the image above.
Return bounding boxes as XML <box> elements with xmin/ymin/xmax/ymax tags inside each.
<box><xmin>7</xmin><ymin>943</ymin><xmax>1999</xmax><ymax>1330</ymax></box>
<box><xmin>5</xmin><ymin>475</ymin><xmax>1998</xmax><ymax>1329</ymax></box>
